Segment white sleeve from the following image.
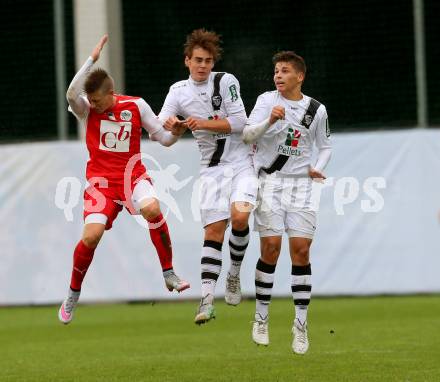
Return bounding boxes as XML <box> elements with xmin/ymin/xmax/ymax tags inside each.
<box><xmin>66</xmin><ymin>56</ymin><xmax>93</xmax><ymax>119</ymax></box>
<box><xmin>158</xmin><ymin>88</ymin><xmax>181</xmax><ymax>124</ymax></box>
<box><xmin>222</xmin><ymin>74</ymin><xmax>247</xmax><ymax>133</ymax></box>
<box><xmin>248</xmin><ymin>93</ymin><xmax>271</xmax><ymax>125</ymax></box>
<box><xmin>137</xmin><ymin>98</ymin><xmax>179</xmax><ymax>147</ymax></box>
<box><xmin>243</xmin><ymin>93</ymin><xmax>275</xmax><ymax>143</ymax></box>
<box><xmin>137</xmin><ymin>98</ymin><xmax>162</xmax><ymax>135</ymax></box>
<box><xmin>149</xmin><ymin>129</ymin><xmax>179</xmax><ymax>147</ymax></box>
<box><xmin>242</xmin><ymin>118</ymin><xmax>270</xmax><ymax>144</ymax></box>
<box><xmin>313</xmin><ymin>108</ymin><xmax>332</xmax><ymax>172</ymax></box>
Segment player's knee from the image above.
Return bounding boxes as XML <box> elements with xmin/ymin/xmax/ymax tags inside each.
<box><xmin>231</xmin><ymin>215</ymin><xmax>249</xmax><ymax>232</ymax></box>
<box><xmin>82</xmin><ymin>232</ymin><xmax>102</xmax><ymax>248</ymax></box>
<box><xmin>141</xmin><ymin>199</ymin><xmax>161</xmax><ymax>221</ymax></box>
<box><xmin>204</xmin><ymin>224</ymin><xmax>225</xmax><ymax>243</ymax></box>
<box><xmin>294</xmin><ymin>245</ymin><xmax>310</xmax><ymax>263</ymax></box>
<box><xmin>262</xmin><ymin>242</ymin><xmax>281</xmax><ymax>263</ymax></box>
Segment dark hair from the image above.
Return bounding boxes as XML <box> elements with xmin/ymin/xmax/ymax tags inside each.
<box><xmin>272</xmin><ymin>51</ymin><xmax>307</xmax><ymax>75</ymax></box>
<box><xmin>184</xmin><ymin>28</ymin><xmax>223</xmax><ymax>61</ymax></box>
<box><xmin>84</xmin><ymin>68</ymin><xmax>114</xmax><ymax>94</ymax></box>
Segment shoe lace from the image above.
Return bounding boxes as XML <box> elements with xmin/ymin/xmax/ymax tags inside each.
<box><xmin>64</xmin><ymin>296</ymin><xmax>76</xmax><ymax>313</ymax></box>
<box><xmin>255</xmin><ymin>321</ymin><xmax>268</xmax><ymax>335</ymax></box>
<box><xmin>198</xmin><ymin>295</ymin><xmax>213</xmax><ymax>312</ymax></box>
<box><xmin>295</xmin><ymin>323</ymin><xmax>308</xmax><ymax>345</ymax></box>
<box><xmin>165</xmin><ymin>272</ymin><xmax>180</xmax><ymax>287</ymax></box>
<box><xmin>227</xmin><ymin>275</ymin><xmax>240</xmax><ymax>293</ymax></box>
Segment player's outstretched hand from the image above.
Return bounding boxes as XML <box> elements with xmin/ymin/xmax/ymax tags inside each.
<box><xmin>269</xmin><ymin>106</ymin><xmax>285</xmax><ymax>125</ymax></box>
<box><xmin>309</xmin><ymin>167</ymin><xmax>326</xmax><ymax>183</ymax></box>
<box><xmin>91</xmin><ymin>34</ymin><xmax>108</xmax><ymax>63</ymax></box>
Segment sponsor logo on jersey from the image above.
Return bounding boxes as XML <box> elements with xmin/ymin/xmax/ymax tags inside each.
<box><xmin>277</xmin><ymin>127</ymin><xmax>301</xmax><ymax>156</ymax></box>
<box><xmin>229</xmin><ymin>84</ymin><xmax>238</xmax><ymax>102</ymax></box>
<box><xmin>208</xmin><ymin>115</ymin><xmax>220</xmax><ymax>120</ymax></box>
<box><xmin>99</xmin><ymin>120</ymin><xmax>132</xmax><ymax>152</ymax></box>
<box><xmin>120</xmin><ymin>110</ymin><xmax>132</xmax><ymax>121</ymax></box>
<box><xmin>277</xmin><ymin>145</ymin><xmax>301</xmax><ymax>156</ymax></box>
<box><xmin>285</xmin><ymin>127</ymin><xmax>301</xmax><ymax>147</ymax></box>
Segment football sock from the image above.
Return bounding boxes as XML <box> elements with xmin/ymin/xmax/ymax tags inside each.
<box><xmin>255</xmin><ymin>258</ymin><xmax>276</xmax><ymax>322</ymax></box>
<box><xmin>228</xmin><ymin>226</ymin><xmax>249</xmax><ymax>277</ymax></box>
<box><xmin>201</xmin><ymin>240</ymin><xmax>222</xmax><ymax>300</ymax></box>
<box><xmin>70</xmin><ymin>240</ymin><xmax>96</xmax><ymax>291</ymax></box>
<box><xmin>147</xmin><ymin>213</ymin><xmax>173</xmax><ymax>271</ymax></box>
<box><xmin>292</xmin><ymin>264</ymin><xmax>312</xmax><ymax>325</ymax></box>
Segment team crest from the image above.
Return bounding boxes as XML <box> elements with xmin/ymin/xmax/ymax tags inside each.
<box><xmin>211</xmin><ymin>95</ymin><xmax>222</xmax><ymax>108</ymax></box>
<box><xmin>120</xmin><ymin>110</ymin><xmax>132</xmax><ymax>121</ymax></box>
<box><xmin>302</xmin><ymin>114</ymin><xmax>313</xmax><ymax>128</ymax></box>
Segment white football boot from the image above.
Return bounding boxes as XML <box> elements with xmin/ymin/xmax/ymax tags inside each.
<box><xmin>58</xmin><ymin>289</ymin><xmax>80</xmax><ymax>325</ymax></box>
<box><xmin>292</xmin><ymin>318</ymin><xmax>309</xmax><ymax>354</ymax></box>
<box><xmin>252</xmin><ymin>319</ymin><xmax>269</xmax><ymax>346</ymax></box>
<box><xmin>225</xmin><ymin>272</ymin><xmax>241</xmax><ymax>306</ymax></box>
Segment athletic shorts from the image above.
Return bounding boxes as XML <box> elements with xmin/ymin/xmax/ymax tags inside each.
<box><xmin>83</xmin><ymin>175</ymin><xmax>157</xmax><ymax>230</ymax></box>
<box><xmin>254</xmin><ymin>175</ymin><xmax>317</xmax><ymax>239</ymax></box>
<box><xmin>198</xmin><ymin>164</ymin><xmax>258</xmax><ymax>227</ymax></box>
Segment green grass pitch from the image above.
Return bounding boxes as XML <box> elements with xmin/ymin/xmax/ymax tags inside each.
<box><xmin>1</xmin><ymin>296</ymin><xmax>440</xmax><ymax>382</ymax></box>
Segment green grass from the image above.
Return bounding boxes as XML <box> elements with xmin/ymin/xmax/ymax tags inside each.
<box><xmin>1</xmin><ymin>296</ymin><xmax>440</xmax><ymax>382</ymax></box>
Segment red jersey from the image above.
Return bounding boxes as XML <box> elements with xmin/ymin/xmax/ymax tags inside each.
<box><xmin>84</xmin><ymin>95</ymin><xmax>151</xmax><ymax>185</ymax></box>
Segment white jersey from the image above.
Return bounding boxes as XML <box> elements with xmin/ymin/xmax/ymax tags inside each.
<box><xmin>248</xmin><ymin>91</ymin><xmax>331</xmax><ymax>176</ymax></box>
<box><xmin>159</xmin><ymin>72</ymin><xmax>251</xmax><ymax>169</ymax></box>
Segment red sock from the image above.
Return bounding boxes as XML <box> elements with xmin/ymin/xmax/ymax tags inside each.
<box><xmin>70</xmin><ymin>240</ymin><xmax>96</xmax><ymax>291</ymax></box>
<box><xmin>147</xmin><ymin>213</ymin><xmax>173</xmax><ymax>271</ymax></box>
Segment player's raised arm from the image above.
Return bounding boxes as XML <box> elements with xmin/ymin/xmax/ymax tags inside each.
<box><xmin>66</xmin><ymin>34</ymin><xmax>108</xmax><ymax>119</ymax></box>
<box><xmin>91</xmin><ymin>34</ymin><xmax>108</xmax><ymax>63</ymax></box>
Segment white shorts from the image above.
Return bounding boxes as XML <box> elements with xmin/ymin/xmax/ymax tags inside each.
<box><xmin>254</xmin><ymin>175</ymin><xmax>316</xmax><ymax>239</ymax></box>
<box><xmin>131</xmin><ymin>179</ymin><xmax>158</xmax><ymax>213</ymax></box>
<box><xmin>199</xmin><ymin>164</ymin><xmax>258</xmax><ymax>227</ymax></box>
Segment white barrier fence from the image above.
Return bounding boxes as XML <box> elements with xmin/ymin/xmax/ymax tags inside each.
<box><xmin>1</xmin><ymin>128</ymin><xmax>439</xmax><ymax>305</ymax></box>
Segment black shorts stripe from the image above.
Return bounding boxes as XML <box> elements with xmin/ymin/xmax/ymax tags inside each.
<box><xmin>291</xmin><ymin>264</ymin><xmax>312</xmax><ymax>275</ymax></box>
<box><xmin>255</xmin><ymin>280</ymin><xmax>274</xmax><ymax>289</ymax></box>
<box><xmin>256</xmin><ymin>259</ymin><xmax>276</xmax><ymax>274</ymax></box>
<box><xmin>230</xmin><ymin>253</ymin><xmax>244</xmax><ymax>262</ymax></box>
<box><xmin>229</xmin><ymin>240</ymin><xmax>248</xmax><ymax>252</ymax></box>
<box><xmin>294</xmin><ymin>298</ymin><xmax>310</xmax><ymax>306</ymax></box>
<box><xmin>291</xmin><ymin>285</ymin><xmax>312</xmax><ymax>292</ymax></box>
<box><xmin>208</xmin><ymin>138</ymin><xmax>226</xmax><ymax>167</ymax></box>
<box><xmin>256</xmin><ymin>293</ymin><xmax>272</xmax><ymax>302</ymax></box>
<box><xmin>203</xmin><ymin>240</ymin><xmax>223</xmax><ymax>251</ymax></box>
<box><xmin>231</xmin><ymin>226</ymin><xmax>249</xmax><ymax>237</ymax></box>
<box><xmin>201</xmin><ymin>257</ymin><xmax>222</xmax><ymax>266</ymax></box>
<box><xmin>201</xmin><ymin>271</ymin><xmax>220</xmax><ymax>281</ymax></box>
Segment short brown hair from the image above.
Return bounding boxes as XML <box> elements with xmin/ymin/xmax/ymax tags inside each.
<box><xmin>84</xmin><ymin>68</ymin><xmax>114</xmax><ymax>94</ymax></box>
<box><xmin>272</xmin><ymin>51</ymin><xmax>307</xmax><ymax>75</ymax></box>
<box><xmin>184</xmin><ymin>28</ymin><xmax>223</xmax><ymax>62</ymax></box>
